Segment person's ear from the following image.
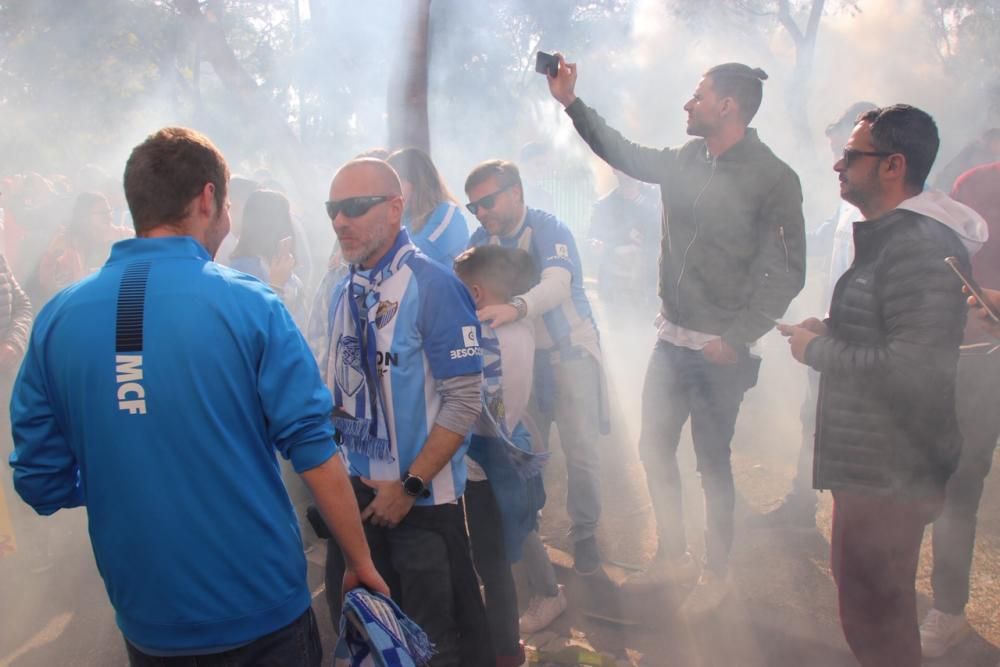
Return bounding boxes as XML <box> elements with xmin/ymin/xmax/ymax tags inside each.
<box><xmin>719</xmin><ymin>97</ymin><xmax>739</xmax><ymax>120</ymax></box>
<box><xmin>884</xmin><ymin>154</ymin><xmax>907</xmax><ymax>182</ymax></box>
<box><xmin>198</xmin><ymin>182</ymin><xmax>217</xmax><ymax>217</ymax></box>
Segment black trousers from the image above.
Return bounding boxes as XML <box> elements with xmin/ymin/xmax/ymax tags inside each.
<box><xmin>125</xmin><ymin>608</ymin><xmax>322</xmax><ymax>667</ymax></box>
<box><xmin>465</xmin><ymin>479</ymin><xmax>521</xmax><ymax>658</ymax></box>
<box><xmin>325</xmin><ymin>478</ymin><xmax>491</xmax><ymax>667</ymax></box>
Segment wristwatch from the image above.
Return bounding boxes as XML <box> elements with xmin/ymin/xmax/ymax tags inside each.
<box><xmin>509</xmin><ymin>296</ymin><xmax>528</xmax><ymax>320</ymax></box>
<box><xmin>402</xmin><ymin>472</ymin><xmax>430</xmax><ymax>499</ymax></box>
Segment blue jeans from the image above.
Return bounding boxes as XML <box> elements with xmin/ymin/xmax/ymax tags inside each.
<box><xmin>931</xmin><ymin>351</ymin><xmax>1000</xmax><ymax>614</ymax></box>
<box><xmin>638</xmin><ymin>340</ymin><xmax>759</xmax><ymax>574</ymax></box>
<box><xmin>124</xmin><ymin>608</ymin><xmax>321</xmax><ymax>667</ymax></box>
<box><xmin>531</xmin><ymin>354</ymin><xmax>603</xmax><ymax>543</ymax></box>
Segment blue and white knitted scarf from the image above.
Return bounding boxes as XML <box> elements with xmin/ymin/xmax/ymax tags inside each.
<box><xmin>333</xmin><ymin>588</ymin><xmax>434</xmax><ymax>667</ymax></box>
<box><xmin>470</xmin><ymin>322</ymin><xmax>548</xmax><ymax>479</ymax></box>
<box><xmin>323</xmin><ymin>240</ymin><xmax>415</xmax><ymax>461</ymax></box>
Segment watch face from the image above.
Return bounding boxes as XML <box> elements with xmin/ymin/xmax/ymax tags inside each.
<box><xmin>404</xmin><ymin>475</ymin><xmax>426</xmax><ymax>497</ymax></box>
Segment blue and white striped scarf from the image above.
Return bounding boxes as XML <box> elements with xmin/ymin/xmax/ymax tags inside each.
<box><xmin>333</xmin><ymin>588</ymin><xmax>434</xmax><ymax>667</ymax></box>
<box><xmin>319</xmin><ymin>239</ymin><xmax>416</xmax><ymax>462</ymax></box>
<box><xmin>471</xmin><ymin>322</ymin><xmax>548</xmax><ymax>479</ymax></box>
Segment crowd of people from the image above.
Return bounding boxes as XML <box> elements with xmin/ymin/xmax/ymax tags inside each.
<box><xmin>2</xmin><ymin>50</ymin><xmax>1000</xmax><ymax>667</ymax></box>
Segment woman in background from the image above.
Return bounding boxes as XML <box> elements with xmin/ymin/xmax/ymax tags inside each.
<box><xmin>229</xmin><ymin>189</ymin><xmax>308</xmax><ymax>328</ymax></box>
<box><xmin>387</xmin><ymin>147</ymin><xmax>469</xmax><ymax>266</ymax></box>
<box><xmin>35</xmin><ymin>192</ymin><xmax>131</xmax><ymax>305</ymax></box>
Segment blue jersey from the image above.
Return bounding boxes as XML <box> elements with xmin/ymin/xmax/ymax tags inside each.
<box><xmin>308</xmin><ymin>231</ymin><xmax>482</xmax><ymax>504</ymax></box>
<box><xmin>406</xmin><ymin>202</ymin><xmax>470</xmax><ymax>268</ymax></box>
<box><xmin>9</xmin><ymin>237</ymin><xmax>336</xmax><ymax>652</ymax></box>
<box><xmin>469</xmin><ymin>207</ymin><xmax>599</xmax><ymax>352</ymax></box>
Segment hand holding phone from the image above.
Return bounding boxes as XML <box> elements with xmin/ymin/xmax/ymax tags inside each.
<box><xmin>944</xmin><ymin>256</ymin><xmax>1000</xmax><ymax>324</ymax></box>
<box><xmin>539</xmin><ymin>51</ymin><xmax>578</xmax><ymax>108</ymax></box>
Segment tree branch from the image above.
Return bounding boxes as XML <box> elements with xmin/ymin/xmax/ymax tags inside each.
<box><xmin>776</xmin><ymin>0</ymin><xmax>805</xmax><ymax>47</ymax></box>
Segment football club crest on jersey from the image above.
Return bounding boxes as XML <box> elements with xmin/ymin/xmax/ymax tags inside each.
<box><xmin>374</xmin><ymin>300</ymin><xmax>398</xmax><ymax>329</ymax></box>
<box><xmin>487</xmin><ymin>395</ymin><xmax>506</xmax><ymax>426</ymax></box>
<box><xmin>335</xmin><ymin>335</ymin><xmax>365</xmax><ymax>397</ymax></box>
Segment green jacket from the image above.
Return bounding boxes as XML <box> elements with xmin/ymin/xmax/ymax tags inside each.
<box><xmin>566</xmin><ymin>98</ymin><xmax>806</xmax><ymax>349</ymax></box>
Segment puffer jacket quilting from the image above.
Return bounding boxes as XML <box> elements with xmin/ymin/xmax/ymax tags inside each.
<box><xmin>806</xmin><ymin>209</ymin><xmax>969</xmax><ymax>497</ymax></box>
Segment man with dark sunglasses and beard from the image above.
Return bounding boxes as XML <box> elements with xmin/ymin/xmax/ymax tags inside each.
<box><xmin>548</xmin><ymin>56</ymin><xmax>806</xmax><ymax>613</ymax></box>
<box><xmin>307</xmin><ymin>158</ymin><xmax>493</xmax><ymax>667</ymax></box>
<box><xmin>465</xmin><ymin>159</ymin><xmax>609</xmax><ymax>578</ymax></box>
<box><xmin>779</xmin><ymin>105</ymin><xmax>985</xmax><ymax>666</ymax></box>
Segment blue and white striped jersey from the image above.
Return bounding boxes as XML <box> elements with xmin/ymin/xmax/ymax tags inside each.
<box><xmin>308</xmin><ymin>231</ymin><xmax>483</xmax><ymax>505</ymax></box>
<box><xmin>469</xmin><ymin>207</ymin><xmax>599</xmax><ymax>354</ymax></box>
<box><xmin>406</xmin><ymin>202</ymin><xmax>471</xmax><ymax>268</ymax></box>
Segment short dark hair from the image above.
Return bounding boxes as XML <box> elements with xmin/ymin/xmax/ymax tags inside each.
<box><xmin>704</xmin><ymin>63</ymin><xmax>768</xmax><ymax>125</ymax></box>
<box><xmin>860</xmin><ymin>105</ymin><xmax>939</xmax><ymax>190</ymax></box>
<box><xmin>123</xmin><ymin>127</ymin><xmax>229</xmax><ymax>234</ymax></box>
<box><xmin>464</xmin><ymin>160</ymin><xmax>523</xmax><ymax>197</ymax></box>
<box><xmin>453</xmin><ymin>245</ymin><xmax>539</xmax><ymax>300</ymax></box>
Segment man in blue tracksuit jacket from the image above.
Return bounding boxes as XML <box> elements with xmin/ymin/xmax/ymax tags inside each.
<box><xmin>8</xmin><ymin>127</ymin><xmax>387</xmax><ymax>665</ymax></box>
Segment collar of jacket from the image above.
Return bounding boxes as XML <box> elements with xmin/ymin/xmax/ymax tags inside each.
<box><xmin>706</xmin><ymin>127</ymin><xmax>763</xmax><ymax>162</ymax></box>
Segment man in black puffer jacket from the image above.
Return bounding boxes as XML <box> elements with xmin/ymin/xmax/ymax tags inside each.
<box><xmin>780</xmin><ymin>105</ymin><xmax>973</xmax><ymax>667</ymax></box>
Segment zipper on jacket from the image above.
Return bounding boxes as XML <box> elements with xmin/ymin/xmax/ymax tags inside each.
<box><xmin>675</xmin><ymin>154</ymin><xmax>717</xmax><ymax>312</ymax></box>
<box><xmin>779</xmin><ymin>226</ymin><xmax>789</xmax><ymax>273</ymax></box>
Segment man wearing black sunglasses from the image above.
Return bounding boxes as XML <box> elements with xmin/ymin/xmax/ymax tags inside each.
<box><xmin>465</xmin><ymin>159</ymin><xmax>608</xmax><ymax>577</ymax></box>
<box><xmin>779</xmin><ymin>105</ymin><xmax>987</xmax><ymax>666</ymax></box>
<box><xmin>548</xmin><ymin>56</ymin><xmax>806</xmax><ymax>613</ymax></box>
<box><xmin>309</xmin><ymin>158</ymin><xmax>492</xmax><ymax>666</ymax></box>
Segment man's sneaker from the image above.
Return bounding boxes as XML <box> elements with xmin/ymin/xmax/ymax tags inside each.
<box><xmin>750</xmin><ymin>496</ymin><xmax>817</xmax><ymax>529</ymax></box>
<box><xmin>920</xmin><ymin>608</ymin><xmax>971</xmax><ymax>658</ymax></box>
<box><xmin>680</xmin><ymin>569</ymin><xmax>732</xmax><ymax>616</ymax></box>
<box><xmin>623</xmin><ymin>551</ymin><xmax>700</xmax><ymax>588</ymax></box>
<box><xmin>519</xmin><ymin>585</ymin><xmax>567</xmax><ymax>634</ymax></box>
<box><xmin>573</xmin><ymin>536</ymin><xmax>602</xmax><ymax>575</ymax></box>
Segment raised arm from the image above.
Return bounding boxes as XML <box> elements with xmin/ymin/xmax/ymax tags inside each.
<box><xmin>548</xmin><ymin>53</ymin><xmax>677</xmax><ymax>184</ymax></box>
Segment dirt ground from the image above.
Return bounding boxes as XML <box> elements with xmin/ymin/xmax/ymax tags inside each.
<box><xmin>531</xmin><ymin>297</ymin><xmax>1000</xmax><ymax>666</ymax></box>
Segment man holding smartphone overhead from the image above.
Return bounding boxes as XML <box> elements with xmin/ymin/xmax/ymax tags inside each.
<box><xmin>779</xmin><ymin>105</ymin><xmax>986</xmax><ymax>667</ymax></box>
<box><xmin>547</xmin><ymin>54</ymin><xmax>806</xmax><ymax>612</ymax></box>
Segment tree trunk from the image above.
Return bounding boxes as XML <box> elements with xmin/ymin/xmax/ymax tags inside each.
<box><xmin>777</xmin><ymin>0</ymin><xmax>825</xmax><ymax>148</ymax></box>
<box><xmin>387</xmin><ymin>0</ymin><xmax>431</xmax><ymax>154</ymax></box>
<box><xmin>173</xmin><ymin>0</ymin><xmax>317</xmax><ymax>201</ymax></box>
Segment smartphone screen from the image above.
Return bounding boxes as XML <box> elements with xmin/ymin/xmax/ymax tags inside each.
<box><xmin>945</xmin><ymin>256</ymin><xmax>1000</xmax><ymax>324</ymax></box>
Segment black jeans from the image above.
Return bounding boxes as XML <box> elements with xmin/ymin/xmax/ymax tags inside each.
<box><xmin>931</xmin><ymin>351</ymin><xmax>1000</xmax><ymax>614</ymax></box>
<box><xmin>465</xmin><ymin>480</ymin><xmax>521</xmax><ymax>658</ymax></box>
<box><xmin>326</xmin><ymin>479</ymin><xmax>465</xmax><ymax>667</ymax></box>
<box><xmin>125</xmin><ymin>608</ymin><xmax>321</xmax><ymax>667</ymax></box>
<box><xmin>638</xmin><ymin>340</ymin><xmax>758</xmax><ymax>573</ymax></box>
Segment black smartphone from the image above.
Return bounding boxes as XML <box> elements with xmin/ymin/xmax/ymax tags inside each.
<box><xmin>945</xmin><ymin>256</ymin><xmax>1000</xmax><ymax>324</ymax></box>
<box><xmin>535</xmin><ymin>51</ymin><xmax>558</xmax><ymax>77</ymax></box>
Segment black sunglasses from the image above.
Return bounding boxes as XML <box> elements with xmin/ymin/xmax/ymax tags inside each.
<box><xmin>325</xmin><ymin>195</ymin><xmax>394</xmax><ymax>220</ymax></box>
<box><xmin>841</xmin><ymin>148</ymin><xmax>894</xmax><ymax>167</ymax></box>
<box><xmin>466</xmin><ymin>185</ymin><xmax>513</xmax><ymax>215</ymax></box>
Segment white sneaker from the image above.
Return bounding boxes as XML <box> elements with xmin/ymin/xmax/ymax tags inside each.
<box><xmin>624</xmin><ymin>551</ymin><xmax>700</xmax><ymax>588</ymax></box>
<box><xmin>519</xmin><ymin>585</ymin><xmax>567</xmax><ymax>635</ymax></box>
<box><xmin>680</xmin><ymin>570</ymin><xmax>732</xmax><ymax>616</ymax></box>
<box><xmin>920</xmin><ymin>608</ymin><xmax>971</xmax><ymax>658</ymax></box>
